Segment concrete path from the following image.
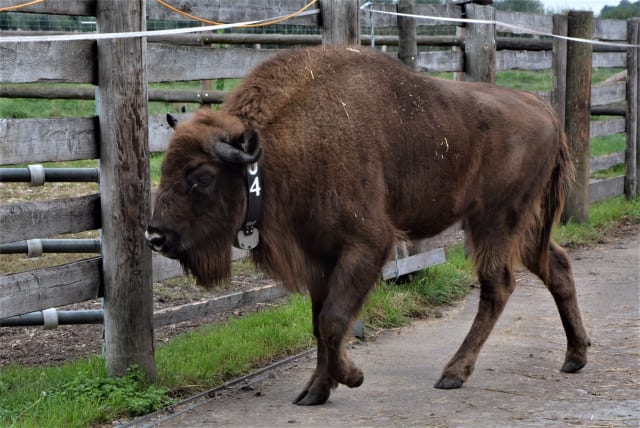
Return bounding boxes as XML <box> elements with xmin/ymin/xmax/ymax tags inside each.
<box><xmin>141</xmin><ymin>232</ymin><xmax>639</xmax><ymax>427</ymax></box>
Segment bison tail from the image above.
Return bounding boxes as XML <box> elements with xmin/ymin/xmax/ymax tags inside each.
<box><xmin>526</xmin><ymin>132</ymin><xmax>575</xmax><ymax>275</ymax></box>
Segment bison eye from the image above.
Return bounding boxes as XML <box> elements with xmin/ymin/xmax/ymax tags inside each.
<box><xmin>186</xmin><ymin>166</ymin><xmax>217</xmax><ymax>194</ymax></box>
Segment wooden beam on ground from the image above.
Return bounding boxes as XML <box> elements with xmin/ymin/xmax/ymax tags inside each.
<box><xmin>154</xmin><ymin>284</ymin><xmax>289</xmax><ymax>328</ymax></box>
<box><xmin>381</xmin><ymin>248</ymin><xmax>447</xmax><ymax>281</ymax></box>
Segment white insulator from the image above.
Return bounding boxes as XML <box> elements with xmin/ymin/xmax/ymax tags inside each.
<box><xmin>26</xmin><ymin>239</ymin><xmax>43</xmax><ymax>258</ymax></box>
<box><xmin>42</xmin><ymin>308</ymin><xmax>59</xmax><ymax>330</ymax></box>
<box><xmin>27</xmin><ymin>164</ymin><xmax>45</xmax><ymax>187</ymax></box>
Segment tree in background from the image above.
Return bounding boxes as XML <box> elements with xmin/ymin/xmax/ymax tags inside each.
<box><xmin>600</xmin><ymin>0</ymin><xmax>640</xmax><ymax>18</ymax></box>
<box><xmin>493</xmin><ymin>0</ymin><xmax>544</xmax><ymax>13</ymax></box>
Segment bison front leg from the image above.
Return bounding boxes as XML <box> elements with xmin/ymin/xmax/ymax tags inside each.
<box><xmin>295</xmin><ymin>240</ymin><xmax>390</xmax><ymax>405</ymax></box>
<box><xmin>293</xmin><ymin>288</ymin><xmax>337</xmax><ymax>406</ymax></box>
<box><xmin>435</xmin><ymin>265</ymin><xmax>516</xmax><ymax>389</ymax></box>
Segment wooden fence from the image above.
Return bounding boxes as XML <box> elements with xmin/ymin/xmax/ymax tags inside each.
<box><xmin>1</xmin><ymin>0</ymin><xmax>638</xmax><ymax>380</ymax></box>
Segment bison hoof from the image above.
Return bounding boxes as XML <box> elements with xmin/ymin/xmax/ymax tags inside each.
<box><xmin>345</xmin><ymin>371</ymin><xmax>364</xmax><ymax>388</ymax></box>
<box><xmin>560</xmin><ymin>359</ymin><xmax>586</xmax><ymax>373</ymax></box>
<box><xmin>434</xmin><ymin>375</ymin><xmax>464</xmax><ymax>389</ymax></box>
<box><xmin>293</xmin><ymin>388</ymin><xmax>331</xmax><ymax>406</ymax></box>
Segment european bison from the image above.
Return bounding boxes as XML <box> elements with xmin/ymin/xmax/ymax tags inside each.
<box><xmin>146</xmin><ymin>46</ymin><xmax>589</xmax><ymax>405</ymax></box>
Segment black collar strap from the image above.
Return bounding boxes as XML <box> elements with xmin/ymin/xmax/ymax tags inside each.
<box><xmin>234</xmin><ymin>162</ymin><xmax>262</xmax><ymax>250</ymax></box>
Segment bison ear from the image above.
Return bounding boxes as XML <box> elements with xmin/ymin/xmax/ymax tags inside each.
<box><xmin>167</xmin><ymin>113</ymin><xmax>178</xmax><ymax>129</ymax></box>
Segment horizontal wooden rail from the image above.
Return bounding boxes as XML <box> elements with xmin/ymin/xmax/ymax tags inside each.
<box><xmin>591</xmin><ymin>152</ymin><xmax>625</xmax><ymax>173</ymax></box>
<box><xmin>591</xmin><ymin>118</ymin><xmax>626</xmax><ymax>138</ymax></box>
<box><xmin>0</xmin><ymin>258</ymin><xmax>102</xmax><ymax>319</ymax></box>
<box><xmin>0</xmin><ymin>194</ymin><xmax>101</xmax><ymax>244</ymax></box>
<box><xmin>590</xmin><ymin>176</ymin><xmax>625</xmax><ymax>203</ymax></box>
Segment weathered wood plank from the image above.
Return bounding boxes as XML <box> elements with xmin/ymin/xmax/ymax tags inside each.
<box><xmin>0</xmin><ymin>117</ymin><xmax>98</xmax><ymax>165</ymax></box>
<box><xmin>590</xmin><ymin>152</ymin><xmax>624</xmax><ymax>173</ymax></box>
<box><xmin>497</xmin><ymin>50</ymin><xmax>551</xmax><ymax>71</ymax></box>
<box><xmin>591</xmin><ymin>82</ymin><xmax>626</xmax><ymax>107</ymax></box>
<box><xmin>97</xmin><ymin>0</ymin><xmax>154</xmax><ymax>380</ymax></box>
<box><xmin>563</xmin><ymin>11</ymin><xmax>593</xmax><ymax>224</ymax></box>
<box><xmin>416</xmin><ymin>50</ymin><xmax>463</xmax><ymax>73</ymax></box>
<box><xmin>0</xmin><ymin>41</ymin><xmax>96</xmax><ymax>84</ymax></box>
<box><xmin>552</xmin><ymin>14</ymin><xmax>568</xmax><ymax>129</ymax></box>
<box><xmin>146</xmin><ymin>0</ymin><xmax>320</xmax><ymax>25</ymax></box>
<box><xmin>496</xmin><ymin>10</ymin><xmax>552</xmax><ymax>35</ymax></box>
<box><xmin>591</xmin><ymin>118</ymin><xmax>625</xmax><ymax>138</ymax></box>
<box><xmin>593</xmin><ymin>18</ymin><xmax>627</xmax><ymax>41</ymax></box>
<box><xmin>1</xmin><ymin>113</ymin><xmax>190</xmax><ymax>163</ymax></box>
<box><xmin>153</xmin><ymin>284</ymin><xmax>289</xmax><ymax>328</ymax></box>
<box><xmin>0</xmin><ymin>194</ymin><xmax>101</xmax><ymax>244</ymax></box>
<box><xmin>397</xmin><ymin>0</ymin><xmax>417</xmax><ymax>70</ymax></box>
<box><xmin>593</xmin><ymin>52</ymin><xmax>626</xmax><ymax>68</ymax></box>
<box><xmin>381</xmin><ymin>247</ymin><xmax>446</xmax><ymax>280</ymax></box>
<box><xmin>321</xmin><ymin>0</ymin><xmax>360</xmax><ymax>45</ymax></box>
<box><xmin>462</xmin><ymin>4</ymin><xmax>495</xmax><ymax>83</ymax></box>
<box><xmin>589</xmin><ymin>176</ymin><xmax>624</xmax><ymax>203</ymax></box>
<box><xmin>0</xmin><ymin>0</ymin><xmax>95</xmax><ymax>16</ymax></box>
<box><xmin>0</xmin><ymin>258</ymin><xmax>102</xmax><ymax>320</ymax></box>
<box><xmin>147</xmin><ymin>44</ymin><xmax>277</xmax><ymax>82</ymax></box>
<box><xmin>364</xmin><ymin>3</ymin><xmax>461</xmax><ymax>28</ymax></box>
<box><xmin>626</xmin><ymin>18</ymin><xmax>640</xmax><ymax>199</ymax></box>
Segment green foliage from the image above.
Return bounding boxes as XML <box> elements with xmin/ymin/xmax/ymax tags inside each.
<box><xmin>0</xmin><ymin>359</ymin><xmax>168</xmax><ymax>428</ymax></box>
<box><xmin>54</xmin><ymin>365</ymin><xmax>169</xmax><ymax>418</ymax></box>
<box><xmin>600</xmin><ymin>0</ymin><xmax>640</xmax><ymax>19</ymax></box>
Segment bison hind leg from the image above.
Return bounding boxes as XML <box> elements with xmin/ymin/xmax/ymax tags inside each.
<box><xmin>293</xmin><ymin>372</ymin><xmax>338</xmax><ymax>406</ymax></box>
<box><xmin>522</xmin><ymin>240</ymin><xmax>590</xmax><ymax>374</ymax></box>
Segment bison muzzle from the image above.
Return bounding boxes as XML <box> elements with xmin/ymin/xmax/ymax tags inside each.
<box><xmin>147</xmin><ymin>46</ymin><xmax>590</xmax><ymax>406</ymax></box>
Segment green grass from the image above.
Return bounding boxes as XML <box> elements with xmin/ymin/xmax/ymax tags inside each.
<box><xmin>591</xmin><ymin>133</ymin><xmax>626</xmax><ymax>158</ymax></box>
<box><xmin>0</xmin><ymin>80</ymin><xmax>238</xmax><ymax>119</ymax></box>
<box><xmin>554</xmin><ymin>196</ymin><xmax>640</xmax><ymax>247</ymax></box>
<box><xmin>0</xmin><ymin>196</ymin><xmax>637</xmax><ymax>427</ymax></box>
<box><xmin>0</xmin><ymin>359</ymin><xmax>168</xmax><ymax>428</ymax></box>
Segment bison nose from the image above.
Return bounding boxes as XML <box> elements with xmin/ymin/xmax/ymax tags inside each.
<box><xmin>145</xmin><ymin>226</ymin><xmax>177</xmax><ymax>257</ymax></box>
<box><xmin>145</xmin><ymin>229</ymin><xmax>165</xmax><ymax>251</ymax></box>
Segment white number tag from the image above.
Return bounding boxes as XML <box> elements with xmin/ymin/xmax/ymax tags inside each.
<box><xmin>249</xmin><ymin>176</ymin><xmax>261</xmax><ymax>197</ymax></box>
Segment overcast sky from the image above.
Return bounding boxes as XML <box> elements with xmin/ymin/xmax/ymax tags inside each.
<box><xmin>540</xmin><ymin>0</ymin><xmax>620</xmax><ymax>14</ymax></box>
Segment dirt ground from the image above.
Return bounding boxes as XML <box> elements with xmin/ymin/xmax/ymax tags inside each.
<box><xmin>125</xmin><ymin>224</ymin><xmax>639</xmax><ymax>428</ymax></box>
<box><xmin>0</xmin><ymin>274</ymin><xmax>277</xmax><ymax>368</ymax></box>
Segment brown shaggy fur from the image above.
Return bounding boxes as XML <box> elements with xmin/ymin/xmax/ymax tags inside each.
<box><xmin>148</xmin><ymin>46</ymin><xmax>589</xmax><ymax>405</ymax></box>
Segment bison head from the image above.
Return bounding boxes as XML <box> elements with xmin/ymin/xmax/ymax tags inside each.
<box><xmin>146</xmin><ymin>109</ymin><xmax>261</xmax><ymax>288</ymax></box>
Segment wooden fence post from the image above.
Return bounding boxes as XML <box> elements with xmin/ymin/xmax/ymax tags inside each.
<box><xmin>96</xmin><ymin>0</ymin><xmax>156</xmax><ymax>381</ymax></box>
<box><xmin>461</xmin><ymin>4</ymin><xmax>495</xmax><ymax>83</ymax></box>
<box><xmin>320</xmin><ymin>0</ymin><xmax>360</xmax><ymax>45</ymax></box>
<box><xmin>552</xmin><ymin>14</ymin><xmax>568</xmax><ymax>127</ymax></box>
<box><xmin>625</xmin><ymin>18</ymin><xmax>639</xmax><ymax>199</ymax></box>
<box><xmin>397</xmin><ymin>0</ymin><xmax>417</xmax><ymax>70</ymax></box>
<box><xmin>562</xmin><ymin>11</ymin><xmax>593</xmax><ymax>224</ymax></box>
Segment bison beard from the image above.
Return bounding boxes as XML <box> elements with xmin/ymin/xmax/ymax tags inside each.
<box><xmin>147</xmin><ymin>46</ymin><xmax>590</xmax><ymax>407</ymax></box>
<box><xmin>178</xmin><ymin>240</ymin><xmax>232</xmax><ymax>288</ymax></box>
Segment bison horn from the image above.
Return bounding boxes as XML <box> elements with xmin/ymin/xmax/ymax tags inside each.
<box><xmin>214</xmin><ymin>130</ymin><xmax>262</xmax><ymax>164</ymax></box>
